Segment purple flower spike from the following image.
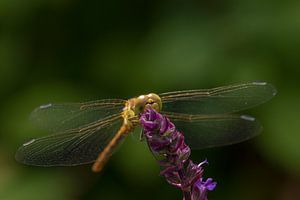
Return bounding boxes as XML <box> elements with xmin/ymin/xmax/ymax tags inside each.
<box><xmin>140</xmin><ymin>108</ymin><xmax>216</xmax><ymax>200</ymax></box>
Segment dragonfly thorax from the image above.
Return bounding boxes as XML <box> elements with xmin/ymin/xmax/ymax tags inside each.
<box><xmin>123</xmin><ymin>93</ymin><xmax>162</xmax><ymax>125</ymax></box>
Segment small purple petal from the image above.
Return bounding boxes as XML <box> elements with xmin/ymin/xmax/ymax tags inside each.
<box><xmin>147</xmin><ymin>108</ymin><xmax>158</xmax><ymax>121</ymax></box>
<box><xmin>159</xmin><ymin>117</ymin><xmax>169</xmax><ymax>133</ymax></box>
<box><xmin>142</xmin><ymin>120</ymin><xmax>159</xmax><ymax>131</ymax></box>
<box><xmin>201</xmin><ymin>178</ymin><xmax>217</xmax><ymax>191</ymax></box>
<box><xmin>192</xmin><ymin>178</ymin><xmax>217</xmax><ymax>200</ymax></box>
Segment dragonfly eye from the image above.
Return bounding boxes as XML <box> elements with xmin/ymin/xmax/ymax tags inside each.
<box><xmin>145</xmin><ymin>98</ymin><xmax>161</xmax><ymax>112</ymax></box>
<box><xmin>146</xmin><ymin>93</ymin><xmax>162</xmax><ymax>112</ymax></box>
<box><xmin>144</xmin><ymin>100</ymin><xmax>154</xmax><ymax>110</ymax></box>
<box><xmin>147</xmin><ymin>99</ymin><xmax>154</xmax><ymax>105</ymax></box>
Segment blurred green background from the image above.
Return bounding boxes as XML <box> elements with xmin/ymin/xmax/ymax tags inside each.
<box><xmin>1</xmin><ymin>0</ymin><xmax>300</xmax><ymax>199</ymax></box>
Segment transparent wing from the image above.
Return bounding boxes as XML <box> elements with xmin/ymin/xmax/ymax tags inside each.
<box><xmin>163</xmin><ymin>112</ymin><xmax>262</xmax><ymax>149</ymax></box>
<box><xmin>30</xmin><ymin>99</ymin><xmax>125</xmax><ymax>132</ymax></box>
<box><xmin>160</xmin><ymin>82</ymin><xmax>276</xmax><ymax>115</ymax></box>
<box><xmin>15</xmin><ymin>115</ymin><xmax>123</xmax><ymax>166</ymax></box>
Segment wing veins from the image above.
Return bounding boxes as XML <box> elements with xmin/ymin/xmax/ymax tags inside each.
<box><xmin>162</xmin><ymin>112</ymin><xmax>241</xmax><ymax>122</ymax></box>
<box><xmin>161</xmin><ymin>84</ymin><xmax>251</xmax><ymax>101</ymax></box>
<box><xmin>25</xmin><ymin>114</ymin><xmax>122</xmax><ymax>159</ymax></box>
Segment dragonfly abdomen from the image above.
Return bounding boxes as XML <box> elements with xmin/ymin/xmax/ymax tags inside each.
<box><xmin>91</xmin><ymin>124</ymin><xmax>132</xmax><ymax>172</ymax></box>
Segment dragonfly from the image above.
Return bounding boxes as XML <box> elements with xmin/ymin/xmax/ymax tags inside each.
<box><xmin>15</xmin><ymin>81</ymin><xmax>276</xmax><ymax>172</ymax></box>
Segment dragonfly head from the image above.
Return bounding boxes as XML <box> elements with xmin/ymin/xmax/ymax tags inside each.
<box><xmin>143</xmin><ymin>93</ymin><xmax>162</xmax><ymax>112</ymax></box>
<box><xmin>127</xmin><ymin>93</ymin><xmax>162</xmax><ymax>116</ymax></box>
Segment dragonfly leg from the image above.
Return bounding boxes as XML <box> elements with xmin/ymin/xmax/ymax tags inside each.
<box><xmin>139</xmin><ymin>129</ymin><xmax>145</xmax><ymax>141</ymax></box>
<box><xmin>128</xmin><ymin>116</ymin><xmax>140</xmax><ymax>126</ymax></box>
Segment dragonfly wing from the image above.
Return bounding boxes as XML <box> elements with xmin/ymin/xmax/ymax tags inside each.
<box><xmin>30</xmin><ymin>99</ymin><xmax>125</xmax><ymax>132</ymax></box>
<box><xmin>163</xmin><ymin>112</ymin><xmax>262</xmax><ymax>149</ymax></box>
<box><xmin>15</xmin><ymin>116</ymin><xmax>123</xmax><ymax>166</ymax></box>
<box><xmin>160</xmin><ymin>82</ymin><xmax>276</xmax><ymax>114</ymax></box>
